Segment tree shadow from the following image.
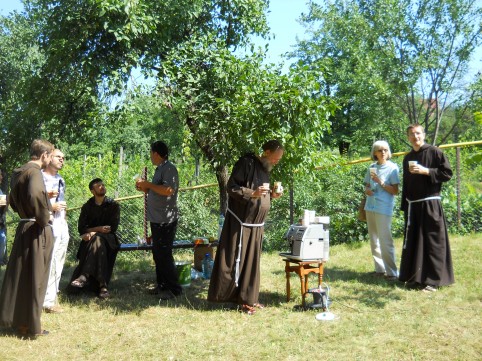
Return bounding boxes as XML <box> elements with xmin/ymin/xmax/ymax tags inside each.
<box><xmin>322</xmin><ymin>267</ymin><xmax>404</xmax><ymax>309</ymax></box>
<box><xmin>271</xmin><ymin>265</ymin><xmax>405</xmax><ymax>310</ymax></box>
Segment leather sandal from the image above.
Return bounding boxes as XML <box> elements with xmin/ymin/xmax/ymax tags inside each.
<box><xmin>99</xmin><ymin>287</ymin><xmax>110</xmax><ymax>299</ymax></box>
<box><xmin>70</xmin><ymin>275</ymin><xmax>87</xmax><ymax>288</ymax></box>
<box><xmin>240</xmin><ymin>304</ymin><xmax>256</xmax><ymax>315</ymax></box>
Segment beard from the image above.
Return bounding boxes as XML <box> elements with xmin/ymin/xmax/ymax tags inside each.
<box><xmin>260</xmin><ymin>156</ymin><xmax>273</xmax><ymax>172</ymax></box>
<box><xmin>93</xmin><ymin>189</ymin><xmax>106</xmax><ymax>197</ymax></box>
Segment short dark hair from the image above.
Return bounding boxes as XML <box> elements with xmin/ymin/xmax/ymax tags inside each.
<box><xmin>30</xmin><ymin>139</ymin><xmax>54</xmax><ymax>160</ymax></box>
<box><xmin>262</xmin><ymin>140</ymin><xmax>283</xmax><ymax>152</ymax></box>
<box><xmin>89</xmin><ymin>178</ymin><xmax>103</xmax><ymax>190</ymax></box>
<box><xmin>151</xmin><ymin>141</ymin><xmax>169</xmax><ymax>158</ymax></box>
<box><xmin>406</xmin><ymin>123</ymin><xmax>425</xmax><ymax>135</ymax></box>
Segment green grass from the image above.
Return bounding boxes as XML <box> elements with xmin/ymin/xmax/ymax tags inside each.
<box><xmin>0</xmin><ymin>234</ymin><xmax>480</xmax><ymax>361</ymax></box>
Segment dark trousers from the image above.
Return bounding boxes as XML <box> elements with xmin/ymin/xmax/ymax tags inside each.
<box><xmin>151</xmin><ymin>221</ymin><xmax>182</xmax><ymax>295</ymax></box>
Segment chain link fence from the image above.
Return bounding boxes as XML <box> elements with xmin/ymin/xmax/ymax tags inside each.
<box><xmin>3</xmin><ymin>142</ymin><xmax>481</xmax><ymax>261</ymax></box>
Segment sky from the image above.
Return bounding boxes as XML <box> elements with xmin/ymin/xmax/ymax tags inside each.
<box><xmin>1</xmin><ymin>0</ymin><xmax>480</xmax><ymax>78</ymax></box>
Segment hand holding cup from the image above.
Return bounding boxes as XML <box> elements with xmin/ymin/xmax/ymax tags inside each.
<box><xmin>48</xmin><ymin>188</ymin><xmax>59</xmax><ymax>199</ymax></box>
<box><xmin>262</xmin><ymin>183</ymin><xmax>270</xmax><ymax>194</ymax></box>
<box><xmin>409</xmin><ymin>161</ymin><xmax>418</xmax><ymax>173</ymax></box>
<box><xmin>274</xmin><ymin>181</ymin><xmax>283</xmax><ymax>194</ymax></box>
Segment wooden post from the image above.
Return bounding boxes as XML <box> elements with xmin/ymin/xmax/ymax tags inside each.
<box><xmin>289</xmin><ymin>179</ymin><xmax>294</xmax><ymax>225</ymax></box>
<box><xmin>456</xmin><ymin>147</ymin><xmax>461</xmax><ymax>228</ymax></box>
<box><xmin>115</xmin><ymin>146</ymin><xmax>123</xmax><ymax>199</ymax></box>
<box><xmin>142</xmin><ymin>166</ymin><xmax>149</xmax><ymax>244</ymax></box>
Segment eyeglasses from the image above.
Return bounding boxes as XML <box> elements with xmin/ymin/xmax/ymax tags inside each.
<box><xmin>377</xmin><ymin>149</ymin><xmax>389</xmax><ymax>153</ymax></box>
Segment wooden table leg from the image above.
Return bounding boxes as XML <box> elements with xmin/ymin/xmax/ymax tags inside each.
<box><xmin>285</xmin><ymin>261</ymin><xmax>291</xmax><ymax>302</ymax></box>
<box><xmin>300</xmin><ymin>274</ymin><xmax>306</xmax><ymax>307</ymax></box>
<box><xmin>318</xmin><ymin>263</ymin><xmax>323</xmax><ymax>287</ymax></box>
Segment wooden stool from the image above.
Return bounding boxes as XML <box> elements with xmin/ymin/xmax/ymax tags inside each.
<box><xmin>283</xmin><ymin>259</ymin><xmax>324</xmax><ymax>307</ymax></box>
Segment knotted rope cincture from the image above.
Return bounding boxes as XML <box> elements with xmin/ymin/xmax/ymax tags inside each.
<box><xmin>227</xmin><ymin>207</ymin><xmax>264</xmax><ymax>287</ymax></box>
<box><xmin>404</xmin><ymin>196</ymin><xmax>441</xmax><ymax>249</ymax></box>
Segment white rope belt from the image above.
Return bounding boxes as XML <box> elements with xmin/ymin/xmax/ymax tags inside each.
<box><xmin>19</xmin><ymin>218</ymin><xmax>52</xmax><ymax>228</ymax></box>
<box><xmin>404</xmin><ymin>196</ymin><xmax>441</xmax><ymax>249</ymax></box>
<box><xmin>227</xmin><ymin>207</ymin><xmax>264</xmax><ymax>287</ymax></box>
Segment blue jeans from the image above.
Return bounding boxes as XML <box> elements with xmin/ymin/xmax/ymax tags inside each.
<box><xmin>0</xmin><ymin>228</ymin><xmax>6</xmax><ymax>265</ymax></box>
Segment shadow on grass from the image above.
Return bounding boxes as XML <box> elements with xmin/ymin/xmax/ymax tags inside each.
<box><xmin>60</xmin><ymin>266</ymin><xmax>287</xmax><ymax>315</ymax></box>
<box><xmin>273</xmin><ymin>265</ymin><xmax>406</xmax><ymax>310</ymax></box>
<box><xmin>323</xmin><ymin>266</ymin><xmax>404</xmax><ymax>309</ymax></box>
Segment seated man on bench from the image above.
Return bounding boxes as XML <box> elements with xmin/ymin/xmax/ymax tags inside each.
<box><xmin>68</xmin><ymin>178</ymin><xmax>120</xmax><ymax>299</ymax></box>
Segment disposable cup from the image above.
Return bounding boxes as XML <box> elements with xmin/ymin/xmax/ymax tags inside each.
<box><xmin>274</xmin><ymin>181</ymin><xmax>282</xmax><ymax>193</ymax></box>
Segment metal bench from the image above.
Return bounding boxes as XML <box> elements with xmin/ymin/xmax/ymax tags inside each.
<box><xmin>118</xmin><ymin>241</ymin><xmax>218</xmax><ymax>251</ymax></box>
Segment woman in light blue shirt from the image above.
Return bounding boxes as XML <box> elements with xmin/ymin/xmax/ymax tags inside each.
<box><xmin>364</xmin><ymin>140</ymin><xmax>400</xmax><ymax>279</ymax></box>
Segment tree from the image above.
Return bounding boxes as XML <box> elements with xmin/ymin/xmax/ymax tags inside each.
<box><xmin>1</xmin><ymin>0</ymin><xmax>270</xmax><ymax>164</ymax></box>
<box><xmin>160</xmin><ymin>35</ymin><xmax>337</xmax><ymax>212</ymax></box>
<box><xmin>16</xmin><ymin>0</ymin><xmax>339</xmax><ymax>213</ymax></box>
<box><xmin>0</xmin><ymin>9</ymin><xmax>106</xmax><ymax>166</ymax></box>
<box><xmin>293</xmin><ymin>0</ymin><xmax>482</xmax><ymax>152</ymax></box>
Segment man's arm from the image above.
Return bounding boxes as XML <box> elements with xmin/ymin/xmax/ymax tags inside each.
<box><xmin>136</xmin><ymin>180</ymin><xmax>174</xmax><ymax>196</ymax></box>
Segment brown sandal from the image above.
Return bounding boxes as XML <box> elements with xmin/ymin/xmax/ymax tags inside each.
<box><xmin>70</xmin><ymin>275</ymin><xmax>87</xmax><ymax>288</ymax></box>
<box><xmin>99</xmin><ymin>287</ymin><xmax>110</xmax><ymax>299</ymax></box>
<box><xmin>240</xmin><ymin>304</ymin><xmax>256</xmax><ymax>315</ymax></box>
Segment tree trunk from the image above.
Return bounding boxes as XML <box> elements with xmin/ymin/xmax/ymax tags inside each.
<box><xmin>215</xmin><ymin>164</ymin><xmax>229</xmax><ymax>215</ymax></box>
<box><xmin>338</xmin><ymin>141</ymin><xmax>350</xmax><ymax>156</ymax></box>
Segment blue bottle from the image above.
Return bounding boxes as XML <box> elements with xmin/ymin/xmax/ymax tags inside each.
<box><xmin>202</xmin><ymin>253</ymin><xmax>214</xmax><ymax>279</ymax></box>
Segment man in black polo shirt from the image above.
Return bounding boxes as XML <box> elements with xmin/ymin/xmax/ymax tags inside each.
<box><xmin>136</xmin><ymin>141</ymin><xmax>182</xmax><ymax>300</ymax></box>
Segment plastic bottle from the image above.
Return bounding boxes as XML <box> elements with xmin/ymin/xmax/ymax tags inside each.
<box><xmin>217</xmin><ymin>214</ymin><xmax>225</xmax><ymax>241</ymax></box>
<box><xmin>202</xmin><ymin>253</ymin><xmax>214</xmax><ymax>279</ymax></box>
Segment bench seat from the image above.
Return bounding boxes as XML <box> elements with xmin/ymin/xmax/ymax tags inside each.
<box><xmin>119</xmin><ymin>241</ymin><xmax>218</xmax><ymax>251</ymax></box>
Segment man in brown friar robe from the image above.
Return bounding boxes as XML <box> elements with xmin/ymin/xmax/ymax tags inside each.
<box><xmin>0</xmin><ymin>139</ymin><xmax>54</xmax><ymax>337</ymax></box>
<box><xmin>67</xmin><ymin>178</ymin><xmax>120</xmax><ymax>299</ymax></box>
<box><xmin>399</xmin><ymin>124</ymin><xmax>454</xmax><ymax>292</ymax></box>
<box><xmin>208</xmin><ymin>140</ymin><xmax>284</xmax><ymax>315</ymax></box>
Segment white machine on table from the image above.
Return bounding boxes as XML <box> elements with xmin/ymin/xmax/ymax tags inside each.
<box><xmin>279</xmin><ymin>218</ymin><xmax>331</xmax><ymax>310</ymax></box>
<box><xmin>279</xmin><ymin>219</ymin><xmax>330</xmax><ymax>261</ymax></box>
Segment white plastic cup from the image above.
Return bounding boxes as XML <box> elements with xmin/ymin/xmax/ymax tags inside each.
<box><xmin>369</xmin><ymin>168</ymin><xmax>377</xmax><ymax>176</ymax></box>
<box><xmin>274</xmin><ymin>181</ymin><xmax>282</xmax><ymax>194</ymax></box>
<box><xmin>409</xmin><ymin>161</ymin><xmax>418</xmax><ymax>171</ymax></box>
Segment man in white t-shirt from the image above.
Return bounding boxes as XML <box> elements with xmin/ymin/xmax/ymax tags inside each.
<box><xmin>42</xmin><ymin>149</ymin><xmax>69</xmax><ymax>313</ymax></box>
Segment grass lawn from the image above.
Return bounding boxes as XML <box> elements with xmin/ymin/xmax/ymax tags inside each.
<box><xmin>0</xmin><ymin>233</ymin><xmax>480</xmax><ymax>361</ymax></box>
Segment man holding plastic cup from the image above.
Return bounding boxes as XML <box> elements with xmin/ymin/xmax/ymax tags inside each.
<box><xmin>42</xmin><ymin>149</ymin><xmax>69</xmax><ymax>313</ymax></box>
<box><xmin>399</xmin><ymin>124</ymin><xmax>454</xmax><ymax>292</ymax></box>
<box><xmin>208</xmin><ymin>140</ymin><xmax>284</xmax><ymax>315</ymax></box>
